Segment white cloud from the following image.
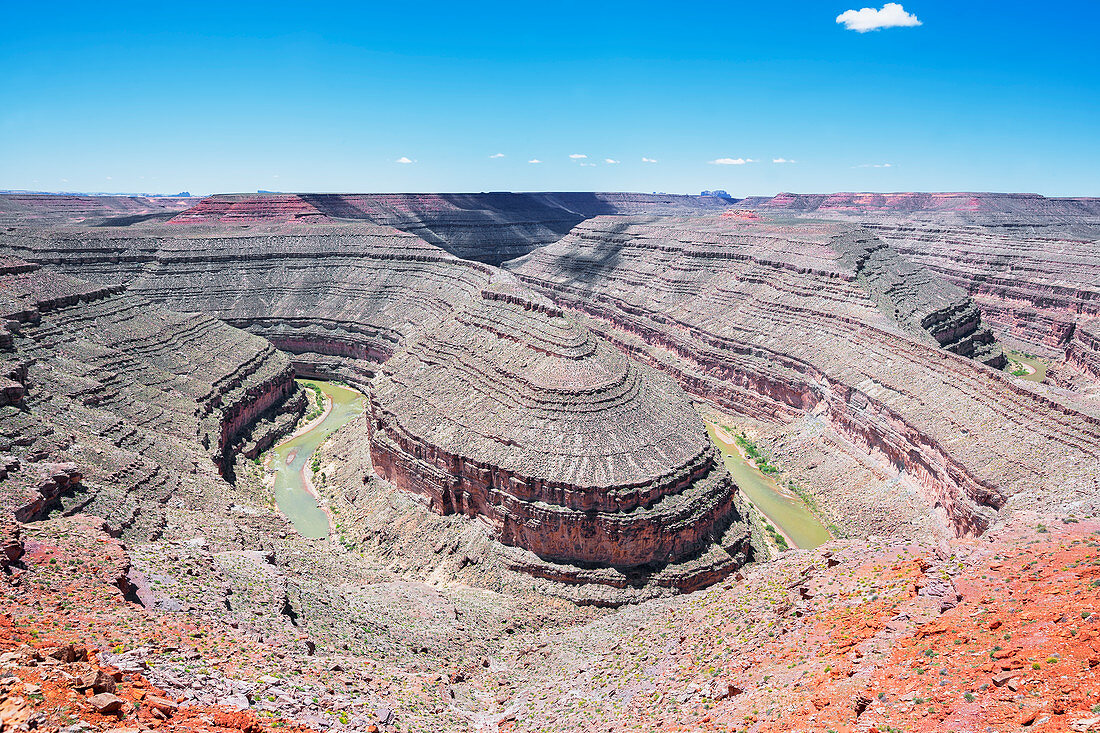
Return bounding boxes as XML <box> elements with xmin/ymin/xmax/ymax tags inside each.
<box><xmin>489</xmin><ymin>153</ymin><xmax>505</xmax><ymax>159</ymax></box>
<box><xmin>772</xmin><ymin>157</ymin><xmax>796</xmax><ymax>164</ymax></box>
<box><xmin>641</xmin><ymin>157</ymin><xmax>658</xmax><ymax>163</ymax></box>
<box><xmin>569</xmin><ymin>153</ymin><xmax>587</xmax><ymax>159</ymax></box>
<box><xmin>708</xmin><ymin>157</ymin><xmax>757</xmax><ymax>165</ymax></box>
<box><xmin>836</xmin><ymin>3</ymin><xmax>921</xmax><ymax>32</ymax></box>
<box><xmin>106</xmin><ymin>176</ymin><xmax>113</xmax><ymax>180</ymax></box>
<box><xmin>604</xmin><ymin>158</ymin><xmax>620</xmax><ymax>164</ymax></box>
<box><xmin>528</xmin><ymin>159</ymin><xmax>542</xmax><ymax>164</ymax></box>
<box><xmin>857</xmin><ymin>162</ymin><xmax>894</xmax><ymax>168</ymax></box>
<box><xmin>395</xmin><ymin>156</ymin><xmax>414</xmax><ymax>164</ymax></box>
<box><xmin>580</xmin><ymin>162</ymin><xmax>596</xmax><ymax>167</ymax></box>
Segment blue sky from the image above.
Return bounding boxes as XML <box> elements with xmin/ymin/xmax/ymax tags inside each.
<box><xmin>1</xmin><ymin>1</ymin><xmax>1097</xmax><ymax>196</ymax></box>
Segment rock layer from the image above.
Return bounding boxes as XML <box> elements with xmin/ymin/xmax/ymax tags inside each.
<box><xmin>0</xmin><ymin>259</ymin><xmax>300</xmax><ymax>536</ymax></box>
<box><xmin>505</xmin><ymin>215</ymin><xmax>1100</xmax><ymax>537</ymax></box>
<box><xmin>0</xmin><ymin>221</ymin><xmax>753</xmax><ymax>581</ymax></box>
<box><xmin>0</xmin><ymin>194</ymin><xmax>195</xmax><ymax>227</ymax></box>
<box><xmin>738</xmin><ymin>192</ymin><xmax>1100</xmax><ymax>387</ymax></box>
<box><xmin>368</xmin><ymin>275</ymin><xmax>745</xmax><ymax>568</ymax></box>
<box><xmin>167</xmin><ymin>192</ymin><xmax>737</xmax><ymax>264</ymax></box>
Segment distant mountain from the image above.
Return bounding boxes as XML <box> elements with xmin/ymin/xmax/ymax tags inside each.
<box><xmin>0</xmin><ymin>189</ymin><xmax>194</xmax><ymax>198</ymax></box>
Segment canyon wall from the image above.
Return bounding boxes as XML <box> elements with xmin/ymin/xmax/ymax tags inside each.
<box><xmin>504</xmin><ymin>215</ymin><xmax>1100</xmax><ymax>537</ymax></box>
<box><xmin>738</xmin><ymin>193</ymin><xmax>1100</xmax><ymax>386</ymax></box>
<box><xmin>5</xmin><ymin>190</ymin><xmax>1098</xmax><ymax>550</ymax></box>
<box><xmin>167</xmin><ymin>192</ymin><xmax>738</xmax><ymax>264</ymax></box>
<box><xmin>0</xmin><ymin>194</ymin><xmax>195</xmax><ymax>227</ymax></box>
<box><xmin>737</xmin><ymin>191</ymin><xmax>1100</xmax><ymax>218</ymax></box>
<box><xmin>0</xmin><ymin>259</ymin><xmax>300</xmax><ymax>539</ymax></box>
<box><xmin>0</xmin><ymin>220</ymin><xmax>755</xmax><ymax>585</ymax></box>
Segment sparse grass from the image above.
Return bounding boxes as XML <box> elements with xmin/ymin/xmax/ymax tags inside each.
<box><xmin>734</xmin><ymin>432</ymin><xmax>780</xmax><ymax>474</ymax></box>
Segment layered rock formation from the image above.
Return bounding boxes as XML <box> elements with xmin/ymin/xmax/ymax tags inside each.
<box><xmin>738</xmin><ymin>191</ymin><xmax>1100</xmax><ymax>218</ymax></box>
<box><xmin>831</xmin><ymin>230</ymin><xmax>1004</xmax><ymax>365</ymax></box>
<box><xmin>4</xmin><ymin>190</ymin><xmax>1100</xmax><ymax>732</ymax></box>
<box><xmin>5</xmin><ymin>189</ymin><xmax>1099</xmax><ymax>568</ymax></box>
<box><xmin>368</xmin><ymin>276</ymin><xmax>745</xmax><ymax>569</ymax></box>
<box><xmin>738</xmin><ymin>193</ymin><xmax>1100</xmax><ymax>387</ymax></box>
<box><xmin>506</xmin><ymin>215</ymin><xmax>1100</xmax><ymax>538</ymax></box>
<box><xmin>0</xmin><ymin>221</ymin><xmax>754</xmax><ymax>585</ymax></box>
<box><xmin>0</xmin><ymin>259</ymin><xmax>301</xmax><ymax>536</ymax></box>
<box><xmin>0</xmin><ymin>194</ymin><xmax>195</xmax><ymax>227</ymax></box>
<box><xmin>167</xmin><ymin>192</ymin><xmax>737</xmax><ymax>264</ymax></box>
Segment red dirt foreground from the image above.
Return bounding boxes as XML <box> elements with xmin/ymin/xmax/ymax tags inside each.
<box><xmin>586</xmin><ymin>515</ymin><xmax>1100</xmax><ymax>733</ymax></box>
<box><xmin>0</xmin><ymin>515</ymin><xmax>318</xmax><ymax>733</ymax></box>
<box><xmin>3</xmin><ymin>511</ymin><xmax>1099</xmax><ymax>732</ymax></box>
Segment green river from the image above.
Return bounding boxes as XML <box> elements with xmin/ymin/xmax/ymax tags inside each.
<box><xmin>268</xmin><ymin>379</ymin><xmax>828</xmax><ymax>550</ymax></box>
<box><xmin>706</xmin><ymin>424</ymin><xmax>832</xmax><ymax>549</ymax></box>
<box><xmin>269</xmin><ymin>380</ymin><xmax>365</xmax><ymax>539</ymax></box>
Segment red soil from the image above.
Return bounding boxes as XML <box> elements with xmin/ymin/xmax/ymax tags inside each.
<box><xmin>0</xmin><ymin>515</ymin><xmax>319</xmax><ymax>733</ymax></box>
<box><xmin>4</xmin><ymin>512</ymin><xmax>1098</xmax><ymax>732</ymax></box>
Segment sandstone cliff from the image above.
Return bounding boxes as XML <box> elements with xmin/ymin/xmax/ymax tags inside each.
<box><xmin>505</xmin><ymin>215</ymin><xmax>1100</xmax><ymax>539</ymax></box>
<box><xmin>0</xmin><ymin>222</ymin><xmax>755</xmax><ymax>588</ymax></box>
<box><xmin>0</xmin><ymin>259</ymin><xmax>300</xmax><ymax>537</ymax></box>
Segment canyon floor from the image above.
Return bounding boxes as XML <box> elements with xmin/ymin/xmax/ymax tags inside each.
<box><xmin>1</xmin><ymin>191</ymin><xmax>1099</xmax><ymax>733</ymax></box>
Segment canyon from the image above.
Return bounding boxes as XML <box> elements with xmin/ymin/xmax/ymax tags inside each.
<box><xmin>1</xmin><ymin>190</ymin><xmax>1098</xmax><ymax>732</ymax></box>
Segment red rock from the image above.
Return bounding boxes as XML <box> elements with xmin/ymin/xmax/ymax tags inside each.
<box><xmin>87</xmin><ymin>692</ymin><xmax>126</xmax><ymax>714</ymax></box>
<box><xmin>144</xmin><ymin>695</ymin><xmax>176</xmax><ymax>715</ymax></box>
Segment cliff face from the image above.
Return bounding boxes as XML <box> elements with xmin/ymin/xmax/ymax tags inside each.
<box><xmin>0</xmin><ymin>225</ymin><xmax>485</xmax><ymax>378</ymax></box>
<box><xmin>738</xmin><ymin>193</ymin><xmax>1100</xmax><ymax>387</ymax></box>
<box><xmin>738</xmin><ymin>191</ymin><xmax>1100</xmax><ymax>217</ymax></box>
<box><xmin>831</xmin><ymin>229</ymin><xmax>1004</xmax><ymax>366</ymax></box>
<box><xmin>505</xmin><ymin>215</ymin><xmax>1100</xmax><ymax>538</ymax></box>
<box><xmin>4</xmin><ymin>190</ymin><xmax>1098</xmax><ymax>564</ymax></box>
<box><xmin>0</xmin><ymin>194</ymin><xmax>195</xmax><ymax>227</ymax></box>
<box><xmin>166</xmin><ymin>192</ymin><xmax>737</xmax><ymax>265</ymax></box>
<box><xmin>368</xmin><ymin>276</ymin><xmax>747</xmax><ymax>569</ymax></box>
<box><xmin>870</xmin><ymin>224</ymin><xmax>1100</xmax><ymax>381</ymax></box>
<box><xmin>0</xmin><ymin>259</ymin><xmax>300</xmax><ymax>537</ymax></box>
<box><xmin>0</xmin><ymin>223</ymin><xmax>754</xmax><ymax>587</ymax></box>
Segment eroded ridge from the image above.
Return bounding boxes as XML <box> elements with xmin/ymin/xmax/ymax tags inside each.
<box><xmin>369</xmin><ymin>275</ymin><xmax>748</xmax><ymax>570</ymax></box>
<box><xmin>165</xmin><ymin>192</ymin><xmax>738</xmax><ymax>264</ymax></box>
<box><xmin>0</xmin><ymin>224</ymin><xmax>754</xmax><ymax>584</ymax></box>
<box><xmin>505</xmin><ymin>215</ymin><xmax>1100</xmax><ymax>537</ymax></box>
<box><xmin>0</xmin><ymin>225</ymin><xmax>492</xmax><ymax>380</ymax></box>
<box><xmin>737</xmin><ymin>192</ymin><xmax>1100</xmax><ymax>389</ymax></box>
<box><xmin>0</xmin><ymin>259</ymin><xmax>300</xmax><ymax>536</ymax></box>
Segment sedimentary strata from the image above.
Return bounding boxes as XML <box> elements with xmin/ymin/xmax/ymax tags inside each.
<box><xmin>0</xmin><ymin>220</ymin><xmax>754</xmax><ymax>585</ymax></box>
<box><xmin>0</xmin><ymin>193</ymin><xmax>195</xmax><ymax>227</ymax></box>
<box><xmin>738</xmin><ymin>192</ymin><xmax>1100</xmax><ymax>388</ymax></box>
<box><xmin>167</xmin><ymin>192</ymin><xmax>736</xmax><ymax>264</ymax></box>
<box><xmin>506</xmin><ymin>215</ymin><xmax>1100</xmax><ymax>538</ymax></box>
<box><xmin>738</xmin><ymin>191</ymin><xmax>1100</xmax><ymax>218</ymax></box>
<box><xmin>0</xmin><ymin>259</ymin><xmax>300</xmax><ymax>536</ymax></box>
<box><xmin>368</xmin><ymin>275</ymin><xmax>749</xmax><ymax>571</ymax></box>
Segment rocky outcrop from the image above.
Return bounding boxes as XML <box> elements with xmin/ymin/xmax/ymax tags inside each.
<box><xmin>165</xmin><ymin>192</ymin><xmax>738</xmax><ymax>264</ymax></box>
<box><xmin>506</xmin><ymin>215</ymin><xmax>1100</xmax><ymax>537</ymax></box>
<box><xmin>368</xmin><ymin>275</ymin><xmax>748</xmax><ymax>569</ymax></box>
<box><xmin>1063</xmin><ymin>317</ymin><xmax>1100</xmax><ymax>385</ymax></box>
<box><xmin>872</xmin><ymin>224</ymin><xmax>1100</xmax><ymax>378</ymax></box>
<box><xmin>737</xmin><ymin>193</ymin><xmax>1100</xmax><ymax>384</ymax></box>
<box><xmin>0</xmin><ymin>260</ymin><xmax>301</xmax><ymax>537</ymax></box>
<box><xmin>0</xmin><ymin>226</ymin><xmax>753</xmax><ymax>584</ymax></box>
<box><xmin>832</xmin><ymin>229</ymin><xmax>1004</xmax><ymax>366</ymax></box>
